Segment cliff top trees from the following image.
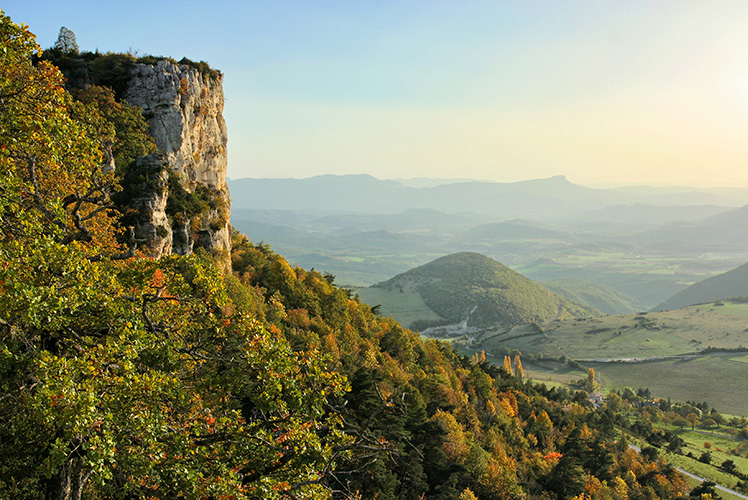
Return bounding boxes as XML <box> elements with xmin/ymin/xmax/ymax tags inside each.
<box><xmin>53</xmin><ymin>26</ymin><xmax>78</xmax><ymax>55</ymax></box>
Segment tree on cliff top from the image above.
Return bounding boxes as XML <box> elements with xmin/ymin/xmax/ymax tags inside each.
<box><xmin>53</xmin><ymin>26</ymin><xmax>78</xmax><ymax>54</ymax></box>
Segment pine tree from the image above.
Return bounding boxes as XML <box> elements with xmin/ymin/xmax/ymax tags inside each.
<box><xmin>53</xmin><ymin>26</ymin><xmax>78</xmax><ymax>54</ymax></box>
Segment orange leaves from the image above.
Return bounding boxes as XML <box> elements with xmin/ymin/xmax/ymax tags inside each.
<box><xmin>275</xmin><ymin>431</ymin><xmax>289</xmax><ymax>444</ymax></box>
<box><xmin>271</xmin><ymin>481</ymin><xmax>290</xmax><ymax>492</ymax></box>
<box><xmin>151</xmin><ymin>268</ymin><xmax>166</xmax><ymax>289</ymax></box>
<box><xmin>544</xmin><ymin>452</ymin><xmax>563</xmax><ymax>463</ymax></box>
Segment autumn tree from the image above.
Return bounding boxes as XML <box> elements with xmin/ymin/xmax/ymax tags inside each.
<box><xmin>687</xmin><ymin>412</ymin><xmax>699</xmax><ymax>431</ymax></box>
<box><xmin>585</xmin><ymin>367</ymin><xmax>599</xmax><ymax>392</ymax></box>
<box><xmin>0</xmin><ymin>12</ymin><xmax>124</xmax><ymax>258</ymax></box>
<box><xmin>503</xmin><ymin>355</ymin><xmax>513</xmax><ymax>376</ymax></box>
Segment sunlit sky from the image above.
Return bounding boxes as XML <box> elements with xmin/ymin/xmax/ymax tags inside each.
<box><xmin>5</xmin><ymin>1</ymin><xmax>748</xmax><ymax>187</ymax></box>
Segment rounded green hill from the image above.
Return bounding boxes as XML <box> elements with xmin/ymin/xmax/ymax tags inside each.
<box><xmin>377</xmin><ymin>251</ymin><xmax>599</xmax><ymax>329</ymax></box>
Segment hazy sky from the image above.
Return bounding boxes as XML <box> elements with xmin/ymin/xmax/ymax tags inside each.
<box><xmin>5</xmin><ymin>1</ymin><xmax>748</xmax><ymax>187</ymax></box>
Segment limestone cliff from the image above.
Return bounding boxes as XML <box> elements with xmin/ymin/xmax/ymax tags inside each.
<box><xmin>124</xmin><ymin>59</ymin><xmax>231</xmax><ymax>259</ymax></box>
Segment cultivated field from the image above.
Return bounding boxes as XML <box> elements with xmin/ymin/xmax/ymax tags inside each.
<box><xmin>460</xmin><ymin>300</ymin><xmax>748</xmax><ymax>415</ymax></box>
<box><xmin>355</xmin><ymin>286</ymin><xmax>444</xmax><ymax>329</ymax></box>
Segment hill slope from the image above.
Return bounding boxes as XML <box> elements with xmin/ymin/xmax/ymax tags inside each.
<box><xmin>375</xmin><ymin>252</ymin><xmax>598</xmax><ymax>330</ymax></box>
<box><xmin>541</xmin><ymin>277</ymin><xmax>640</xmax><ymax>315</ymax></box>
<box><xmin>654</xmin><ymin>261</ymin><xmax>748</xmax><ymax>311</ymax></box>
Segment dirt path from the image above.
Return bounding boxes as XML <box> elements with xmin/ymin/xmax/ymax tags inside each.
<box><xmin>675</xmin><ymin>467</ymin><xmax>748</xmax><ymax>500</ymax></box>
<box><xmin>628</xmin><ymin>444</ymin><xmax>748</xmax><ymax>499</ymax></box>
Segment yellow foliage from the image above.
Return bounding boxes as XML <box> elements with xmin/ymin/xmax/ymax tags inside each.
<box><xmin>498</xmin><ymin>398</ymin><xmax>515</xmax><ymax>418</ymax></box>
<box><xmin>433</xmin><ymin>410</ymin><xmax>469</xmax><ymax>463</ymax></box>
<box><xmin>459</xmin><ymin>487</ymin><xmax>479</xmax><ymax>500</ymax></box>
<box><xmin>498</xmin><ymin>391</ymin><xmax>518</xmax><ymax>417</ymax></box>
<box><xmin>503</xmin><ymin>355</ymin><xmax>513</xmax><ymax>376</ymax></box>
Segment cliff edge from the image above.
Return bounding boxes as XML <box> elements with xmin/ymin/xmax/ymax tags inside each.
<box><xmin>124</xmin><ymin>59</ymin><xmax>231</xmax><ymax>260</ymax></box>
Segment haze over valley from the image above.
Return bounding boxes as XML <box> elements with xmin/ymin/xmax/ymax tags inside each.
<box><xmin>229</xmin><ymin>174</ymin><xmax>748</xmax><ymax>312</ymax></box>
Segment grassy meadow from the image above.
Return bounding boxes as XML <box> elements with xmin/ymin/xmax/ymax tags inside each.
<box><xmin>355</xmin><ymin>286</ymin><xmax>444</xmax><ymax>329</ymax></box>
<box><xmin>453</xmin><ymin>299</ymin><xmax>748</xmax><ymax>416</ymax></box>
<box><xmin>588</xmin><ymin>355</ymin><xmax>748</xmax><ymax>415</ymax></box>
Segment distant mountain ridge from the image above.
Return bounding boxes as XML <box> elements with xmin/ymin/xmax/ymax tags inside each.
<box><xmin>229</xmin><ymin>174</ymin><xmax>618</xmax><ymax>218</ymax></box>
<box><xmin>228</xmin><ymin>174</ymin><xmax>748</xmax><ymax>218</ymax></box>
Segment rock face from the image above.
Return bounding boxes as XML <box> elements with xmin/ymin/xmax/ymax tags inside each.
<box><xmin>124</xmin><ymin>59</ymin><xmax>231</xmax><ymax>260</ymax></box>
<box><xmin>127</xmin><ymin>154</ymin><xmax>172</xmax><ymax>256</ymax></box>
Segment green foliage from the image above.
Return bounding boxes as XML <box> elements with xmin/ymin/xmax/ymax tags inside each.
<box><xmin>165</xmin><ymin>171</ymin><xmax>224</xmax><ymax>219</ymax></box>
<box><xmin>178</xmin><ymin>56</ymin><xmax>222</xmax><ymax>79</ymax></box>
<box><xmin>71</xmin><ymin>84</ymin><xmax>156</xmax><ymax>168</ymax></box>
<box><xmin>0</xmin><ymin>12</ymin><xmax>698</xmax><ymax>500</ymax></box>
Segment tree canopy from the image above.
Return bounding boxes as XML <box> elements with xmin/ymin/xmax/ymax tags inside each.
<box><xmin>0</xmin><ymin>11</ymin><xmax>695</xmax><ymax>500</ymax></box>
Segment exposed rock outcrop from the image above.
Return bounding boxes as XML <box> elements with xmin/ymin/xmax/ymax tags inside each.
<box><xmin>124</xmin><ymin>59</ymin><xmax>231</xmax><ymax>261</ymax></box>
<box><xmin>126</xmin><ymin>154</ymin><xmax>172</xmax><ymax>255</ymax></box>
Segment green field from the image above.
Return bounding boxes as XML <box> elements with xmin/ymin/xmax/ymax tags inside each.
<box><xmin>477</xmin><ymin>301</ymin><xmax>748</xmax><ymax>359</ymax></box>
<box><xmin>355</xmin><ymin>286</ymin><xmax>444</xmax><ymax>329</ymax></box>
<box><xmin>523</xmin><ymin>360</ymin><xmax>589</xmax><ymax>387</ymax></box>
<box><xmin>693</xmin><ymin>301</ymin><xmax>748</xmax><ymax>319</ymax></box>
<box><xmin>653</xmin><ymin>424</ymin><xmax>748</xmax><ymax>498</ymax></box>
<box><xmin>459</xmin><ymin>300</ymin><xmax>748</xmax><ymax>415</ymax></box>
<box><xmin>588</xmin><ymin>355</ymin><xmax>748</xmax><ymax>415</ymax></box>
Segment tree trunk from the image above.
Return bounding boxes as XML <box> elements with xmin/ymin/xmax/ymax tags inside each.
<box><xmin>45</xmin><ymin>456</ymin><xmax>90</xmax><ymax>500</ymax></box>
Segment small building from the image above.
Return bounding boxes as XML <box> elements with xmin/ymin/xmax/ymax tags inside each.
<box><xmin>588</xmin><ymin>392</ymin><xmax>605</xmax><ymax>407</ymax></box>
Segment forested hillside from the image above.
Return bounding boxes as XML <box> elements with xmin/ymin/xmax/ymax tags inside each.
<box><xmin>375</xmin><ymin>252</ymin><xmax>599</xmax><ymax>330</ymax></box>
<box><xmin>0</xmin><ymin>13</ymin><xmax>691</xmax><ymax>500</ymax></box>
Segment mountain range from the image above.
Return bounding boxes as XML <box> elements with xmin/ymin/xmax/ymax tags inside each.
<box><xmin>230</xmin><ymin>175</ymin><xmax>748</xmax><ymax>310</ymax></box>
<box><xmin>229</xmin><ymin>174</ymin><xmax>748</xmax><ymax>216</ymax></box>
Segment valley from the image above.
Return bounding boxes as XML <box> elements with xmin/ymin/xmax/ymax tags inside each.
<box><xmin>8</xmin><ymin>4</ymin><xmax>748</xmax><ymax>498</ymax></box>
<box><xmin>229</xmin><ymin>176</ymin><xmax>748</xmax><ymax>312</ymax></box>
<box><xmin>433</xmin><ymin>298</ymin><xmax>748</xmax><ymax>415</ymax></box>
<box><xmin>229</xmin><ymin>175</ymin><xmax>748</xmax><ymax>417</ymax></box>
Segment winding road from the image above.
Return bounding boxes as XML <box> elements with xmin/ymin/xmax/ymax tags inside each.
<box><xmin>628</xmin><ymin>444</ymin><xmax>748</xmax><ymax>499</ymax></box>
